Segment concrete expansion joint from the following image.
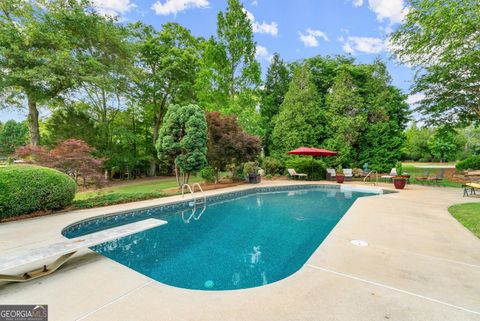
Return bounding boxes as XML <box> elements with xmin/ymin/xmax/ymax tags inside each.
<box><xmin>305</xmin><ymin>264</ymin><xmax>480</xmax><ymax>316</ymax></box>
<box><xmin>75</xmin><ymin>280</ymin><xmax>154</xmax><ymax>321</ymax></box>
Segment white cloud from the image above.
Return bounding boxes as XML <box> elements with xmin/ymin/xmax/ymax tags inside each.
<box><xmin>352</xmin><ymin>0</ymin><xmax>364</xmax><ymax>7</ymax></box>
<box><xmin>342</xmin><ymin>42</ymin><xmax>355</xmax><ymax>54</ymax></box>
<box><xmin>406</xmin><ymin>93</ymin><xmax>425</xmax><ymax>106</ymax></box>
<box><xmin>341</xmin><ymin>36</ymin><xmax>385</xmax><ymax>54</ymax></box>
<box><xmin>151</xmin><ymin>0</ymin><xmax>209</xmax><ymax>15</ymax></box>
<box><xmin>255</xmin><ymin>45</ymin><xmax>273</xmax><ymax>62</ymax></box>
<box><xmin>91</xmin><ymin>0</ymin><xmax>135</xmax><ymax>16</ymax></box>
<box><xmin>244</xmin><ymin>9</ymin><xmax>278</xmax><ymax>36</ymax></box>
<box><xmin>368</xmin><ymin>0</ymin><xmax>407</xmax><ymax>24</ymax></box>
<box><xmin>251</xmin><ymin>0</ymin><xmax>258</xmax><ymax>6</ymax></box>
<box><xmin>298</xmin><ymin>28</ymin><xmax>328</xmax><ymax>47</ymax></box>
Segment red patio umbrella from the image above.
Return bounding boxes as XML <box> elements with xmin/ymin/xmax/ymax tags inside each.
<box><xmin>287</xmin><ymin>147</ymin><xmax>338</xmax><ymax>179</ymax></box>
<box><xmin>287</xmin><ymin>147</ymin><xmax>337</xmax><ymax>157</ymax></box>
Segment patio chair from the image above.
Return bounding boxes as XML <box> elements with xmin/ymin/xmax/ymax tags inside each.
<box><xmin>415</xmin><ymin>169</ymin><xmax>430</xmax><ymax>184</ymax></box>
<box><xmin>344</xmin><ymin>168</ymin><xmax>353</xmax><ymax>181</ymax></box>
<box><xmin>426</xmin><ymin>169</ymin><xmax>445</xmax><ymax>186</ymax></box>
<box><xmin>380</xmin><ymin>168</ymin><xmax>397</xmax><ymax>182</ymax></box>
<box><xmin>288</xmin><ymin>168</ymin><xmax>308</xmax><ymax>180</ymax></box>
<box><xmin>326</xmin><ymin>168</ymin><xmax>336</xmax><ymax>181</ymax></box>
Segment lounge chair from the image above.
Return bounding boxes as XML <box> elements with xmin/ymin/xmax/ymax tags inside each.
<box><xmin>344</xmin><ymin>168</ymin><xmax>353</xmax><ymax>181</ymax></box>
<box><xmin>288</xmin><ymin>168</ymin><xmax>308</xmax><ymax>180</ymax></box>
<box><xmin>426</xmin><ymin>169</ymin><xmax>445</xmax><ymax>186</ymax></box>
<box><xmin>415</xmin><ymin>169</ymin><xmax>430</xmax><ymax>184</ymax></box>
<box><xmin>326</xmin><ymin>168</ymin><xmax>336</xmax><ymax>181</ymax></box>
<box><xmin>381</xmin><ymin>168</ymin><xmax>397</xmax><ymax>182</ymax></box>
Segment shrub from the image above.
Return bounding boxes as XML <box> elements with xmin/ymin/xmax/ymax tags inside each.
<box><xmin>72</xmin><ymin>192</ymin><xmax>169</xmax><ymax>209</ymax></box>
<box><xmin>199</xmin><ymin>166</ymin><xmax>216</xmax><ymax>183</ymax></box>
<box><xmin>263</xmin><ymin>156</ymin><xmax>282</xmax><ymax>175</ymax></box>
<box><xmin>0</xmin><ymin>165</ymin><xmax>76</xmax><ymax>220</ymax></box>
<box><xmin>456</xmin><ymin>155</ymin><xmax>480</xmax><ymax>171</ymax></box>
<box><xmin>285</xmin><ymin>158</ymin><xmax>326</xmax><ymax>180</ymax></box>
<box><xmin>243</xmin><ymin>161</ymin><xmax>259</xmax><ymax>176</ymax></box>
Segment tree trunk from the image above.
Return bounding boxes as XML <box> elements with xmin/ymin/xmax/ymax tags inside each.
<box><xmin>151</xmin><ymin>96</ymin><xmax>169</xmax><ymax>177</ymax></box>
<box><xmin>27</xmin><ymin>95</ymin><xmax>40</xmax><ymax>146</ymax></box>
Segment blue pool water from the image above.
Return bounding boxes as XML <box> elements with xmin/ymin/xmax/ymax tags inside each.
<box><xmin>64</xmin><ymin>186</ymin><xmax>378</xmax><ymax>290</ymax></box>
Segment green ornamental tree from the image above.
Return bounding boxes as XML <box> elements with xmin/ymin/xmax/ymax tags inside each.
<box><xmin>156</xmin><ymin>104</ymin><xmax>208</xmax><ymax>187</ymax></box>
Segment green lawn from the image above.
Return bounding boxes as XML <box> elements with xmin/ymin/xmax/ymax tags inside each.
<box><xmin>449</xmin><ymin>203</ymin><xmax>480</xmax><ymax>238</ymax></box>
<box><xmin>73</xmin><ymin>176</ymin><xmax>203</xmax><ymax>209</ymax></box>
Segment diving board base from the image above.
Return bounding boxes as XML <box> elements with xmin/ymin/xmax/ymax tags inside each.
<box><xmin>0</xmin><ymin>252</ymin><xmax>76</xmax><ymax>283</ymax></box>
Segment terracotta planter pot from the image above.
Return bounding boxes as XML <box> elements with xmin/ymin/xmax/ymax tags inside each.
<box><xmin>336</xmin><ymin>175</ymin><xmax>345</xmax><ymax>184</ymax></box>
<box><xmin>393</xmin><ymin>178</ymin><xmax>407</xmax><ymax>189</ymax></box>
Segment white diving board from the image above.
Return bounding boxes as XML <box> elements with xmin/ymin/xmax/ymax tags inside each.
<box><xmin>0</xmin><ymin>218</ymin><xmax>167</xmax><ymax>282</ymax></box>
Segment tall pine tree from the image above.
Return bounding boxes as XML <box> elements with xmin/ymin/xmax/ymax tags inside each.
<box><xmin>260</xmin><ymin>53</ymin><xmax>291</xmax><ymax>155</ymax></box>
<box><xmin>271</xmin><ymin>65</ymin><xmax>324</xmax><ymax>156</ymax></box>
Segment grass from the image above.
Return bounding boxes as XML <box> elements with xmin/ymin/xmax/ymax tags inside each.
<box><xmin>73</xmin><ymin>176</ymin><xmax>203</xmax><ymax>208</ymax></box>
<box><xmin>449</xmin><ymin>203</ymin><xmax>480</xmax><ymax>238</ymax></box>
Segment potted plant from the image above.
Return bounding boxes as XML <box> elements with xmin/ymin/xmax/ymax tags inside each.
<box><xmin>392</xmin><ymin>161</ymin><xmax>408</xmax><ymax>189</ymax></box>
<box><xmin>243</xmin><ymin>162</ymin><xmax>261</xmax><ymax>184</ymax></box>
<box><xmin>336</xmin><ymin>165</ymin><xmax>345</xmax><ymax>183</ymax></box>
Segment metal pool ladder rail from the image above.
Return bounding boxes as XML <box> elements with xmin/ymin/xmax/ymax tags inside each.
<box><xmin>363</xmin><ymin>170</ymin><xmax>378</xmax><ymax>186</ymax></box>
<box><xmin>181</xmin><ymin>183</ymin><xmax>207</xmax><ymax>223</ymax></box>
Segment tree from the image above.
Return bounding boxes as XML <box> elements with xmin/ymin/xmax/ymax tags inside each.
<box><xmin>156</xmin><ymin>104</ymin><xmax>208</xmax><ymax>187</ymax></box>
<box><xmin>216</xmin><ymin>0</ymin><xmax>260</xmax><ymax>99</ymax></box>
<box><xmin>390</xmin><ymin>0</ymin><xmax>480</xmax><ymax>125</ymax></box>
<box><xmin>0</xmin><ymin>120</ymin><xmax>28</xmax><ymax>156</ymax></box>
<box><xmin>43</xmin><ymin>104</ymin><xmax>99</xmax><ymax>147</ymax></box>
<box><xmin>260</xmin><ymin>53</ymin><xmax>291</xmax><ymax>155</ymax></box>
<box><xmin>197</xmin><ymin>0</ymin><xmax>262</xmax><ymax>134</ymax></box>
<box><xmin>206</xmin><ymin>112</ymin><xmax>261</xmax><ymax>181</ymax></box>
<box><xmin>131</xmin><ymin>22</ymin><xmax>200</xmax><ymax>175</ymax></box>
<box><xmin>324</xmin><ymin>70</ymin><xmax>366</xmax><ymax>166</ymax></box>
<box><xmin>14</xmin><ymin>139</ymin><xmax>105</xmax><ymax>186</ymax></box>
<box><xmin>428</xmin><ymin>126</ymin><xmax>463</xmax><ymax>162</ymax></box>
<box><xmin>0</xmin><ymin>0</ymin><xmax>125</xmax><ymax>145</ymax></box>
<box><xmin>356</xmin><ymin>61</ymin><xmax>410</xmax><ymax>171</ymax></box>
<box><xmin>404</xmin><ymin>123</ymin><xmax>434</xmax><ymax>160</ymax></box>
<box><xmin>271</xmin><ymin>66</ymin><xmax>324</xmax><ymax>156</ymax></box>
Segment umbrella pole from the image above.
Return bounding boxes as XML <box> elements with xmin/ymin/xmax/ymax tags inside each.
<box><xmin>310</xmin><ymin>156</ymin><xmax>314</xmax><ymax>181</ymax></box>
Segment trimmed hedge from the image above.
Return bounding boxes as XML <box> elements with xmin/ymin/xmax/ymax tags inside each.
<box><xmin>456</xmin><ymin>155</ymin><xmax>480</xmax><ymax>171</ymax></box>
<box><xmin>285</xmin><ymin>158</ymin><xmax>326</xmax><ymax>180</ymax></box>
<box><xmin>0</xmin><ymin>165</ymin><xmax>76</xmax><ymax>220</ymax></box>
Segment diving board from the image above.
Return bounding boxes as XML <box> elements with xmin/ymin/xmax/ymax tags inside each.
<box><xmin>0</xmin><ymin>218</ymin><xmax>167</xmax><ymax>282</ymax></box>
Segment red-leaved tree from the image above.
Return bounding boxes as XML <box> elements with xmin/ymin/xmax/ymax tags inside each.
<box><xmin>206</xmin><ymin>112</ymin><xmax>261</xmax><ymax>181</ymax></box>
<box><xmin>14</xmin><ymin>139</ymin><xmax>106</xmax><ymax>186</ymax></box>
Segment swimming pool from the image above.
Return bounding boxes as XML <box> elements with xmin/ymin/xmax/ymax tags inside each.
<box><xmin>63</xmin><ymin>185</ymin><xmax>382</xmax><ymax>291</ymax></box>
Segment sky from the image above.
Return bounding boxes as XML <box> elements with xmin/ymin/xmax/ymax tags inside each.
<box><xmin>0</xmin><ymin>0</ymin><xmax>420</xmax><ymax>122</ymax></box>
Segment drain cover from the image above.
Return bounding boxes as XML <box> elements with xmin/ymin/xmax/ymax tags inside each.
<box><xmin>204</xmin><ymin>280</ymin><xmax>214</xmax><ymax>289</ymax></box>
<box><xmin>350</xmin><ymin>240</ymin><xmax>368</xmax><ymax>247</ymax></box>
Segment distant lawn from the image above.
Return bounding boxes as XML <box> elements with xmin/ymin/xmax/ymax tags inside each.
<box><xmin>73</xmin><ymin>176</ymin><xmax>203</xmax><ymax>208</ymax></box>
<box><xmin>402</xmin><ymin>163</ymin><xmax>462</xmax><ymax>188</ymax></box>
<box><xmin>449</xmin><ymin>203</ymin><xmax>480</xmax><ymax>238</ymax></box>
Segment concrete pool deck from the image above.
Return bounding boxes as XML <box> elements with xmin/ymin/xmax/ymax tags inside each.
<box><xmin>0</xmin><ymin>181</ymin><xmax>479</xmax><ymax>321</ymax></box>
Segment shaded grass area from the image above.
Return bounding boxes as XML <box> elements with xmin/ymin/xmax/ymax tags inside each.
<box><xmin>402</xmin><ymin>164</ymin><xmax>462</xmax><ymax>188</ymax></box>
<box><xmin>73</xmin><ymin>176</ymin><xmax>202</xmax><ymax>209</ymax></box>
<box><xmin>449</xmin><ymin>203</ymin><xmax>480</xmax><ymax>238</ymax></box>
